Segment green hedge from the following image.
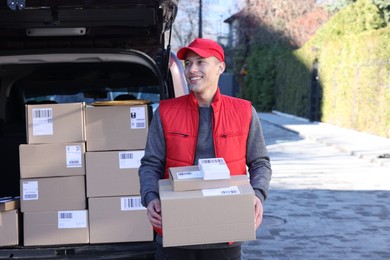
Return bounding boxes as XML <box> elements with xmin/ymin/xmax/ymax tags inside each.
<box><xmin>240</xmin><ymin>45</ymin><xmax>284</xmax><ymax>112</ymax></box>
<box><xmin>272</xmin><ymin>0</ymin><xmax>390</xmax><ymax>137</ymax></box>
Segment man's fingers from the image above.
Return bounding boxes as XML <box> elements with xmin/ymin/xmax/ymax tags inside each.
<box><xmin>147</xmin><ymin>199</ymin><xmax>162</xmax><ymax>228</ymax></box>
<box><xmin>254</xmin><ymin>196</ymin><xmax>263</xmax><ymax>229</ymax></box>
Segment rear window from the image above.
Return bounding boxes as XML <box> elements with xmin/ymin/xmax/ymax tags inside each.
<box><xmin>8</xmin><ymin>61</ymin><xmax>162</xmax><ymax>121</ymax></box>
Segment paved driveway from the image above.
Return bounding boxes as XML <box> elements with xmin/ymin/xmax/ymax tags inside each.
<box><xmin>242</xmin><ymin>120</ymin><xmax>390</xmax><ymax>260</ymax></box>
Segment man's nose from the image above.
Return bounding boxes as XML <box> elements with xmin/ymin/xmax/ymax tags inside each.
<box><xmin>187</xmin><ymin>63</ymin><xmax>198</xmax><ymax>73</ymax></box>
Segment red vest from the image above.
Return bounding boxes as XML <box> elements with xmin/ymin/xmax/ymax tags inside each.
<box><xmin>159</xmin><ymin>89</ymin><xmax>252</xmax><ymax>179</ymax></box>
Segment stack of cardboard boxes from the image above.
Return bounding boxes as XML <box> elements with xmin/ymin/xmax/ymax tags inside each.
<box><xmin>20</xmin><ymin>103</ymin><xmax>89</xmax><ymax>246</ymax></box>
<box><xmin>17</xmin><ymin>101</ymin><xmax>153</xmax><ymax>246</ymax></box>
<box><xmin>84</xmin><ymin>104</ymin><xmax>153</xmax><ymax>243</ymax></box>
<box><xmin>160</xmin><ymin>159</ymin><xmax>256</xmax><ymax>247</ymax></box>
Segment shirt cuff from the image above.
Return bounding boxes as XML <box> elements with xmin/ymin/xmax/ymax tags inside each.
<box><xmin>144</xmin><ymin>191</ymin><xmax>160</xmax><ymax>207</ymax></box>
<box><xmin>254</xmin><ymin>189</ymin><xmax>265</xmax><ymax>203</ymax></box>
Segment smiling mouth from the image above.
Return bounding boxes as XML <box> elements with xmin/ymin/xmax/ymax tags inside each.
<box><xmin>189</xmin><ymin>76</ymin><xmax>202</xmax><ymax>82</ymax></box>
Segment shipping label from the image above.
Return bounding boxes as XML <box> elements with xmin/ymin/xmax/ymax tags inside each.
<box><xmin>121</xmin><ymin>196</ymin><xmax>145</xmax><ymax>211</ymax></box>
<box><xmin>66</xmin><ymin>145</ymin><xmax>82</xmax><ymax>168</ymax></box>
<box><xmin>176</xmin><ymin>170</ymin><xmax>203</xmax><ymax>180</ymax></box>
<box><xmin>118</xmin><ymin>150</ymin><xmax>145</xmax><ymax>169</ymax></box>
<box><xmin>32</xmin><ymin>107</ymin><xmax>53</xmax><ymax>136</ymax></box>
<box><xmin>130</xmin><ymin>106</ymin><xmax>146</xmax><ymax>129</ymax></box>
<box><xmin>22</xmin><ymin>181</ymin><xmax>39</xmax><ymax>200</ymax></box>
<box><xmin>202</xmin><ymin>186</ymin><xmax>240</xmax><ymax>197</ymax></box>
<box><xmin>58</xmin><ymin>210</ymin><xmax>88</xmax><ymax>229</ymax></box>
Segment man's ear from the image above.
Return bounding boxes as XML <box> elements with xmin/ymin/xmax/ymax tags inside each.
<box><xmin>218</xmin><ymin>62</ymin><xmax>226</xmax><ymax>74</ymax></box>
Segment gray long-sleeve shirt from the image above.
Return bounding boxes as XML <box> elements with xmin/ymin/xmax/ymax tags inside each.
<box><xmin>139</xmin><ymin>105</ymin><xmax>272</xmax><ymax>208</ymax></box>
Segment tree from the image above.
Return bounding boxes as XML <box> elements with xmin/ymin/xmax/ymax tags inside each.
<box><xmin>320</xmin><ymin>0</ymin><xmax>390</xmax><ymax>23</ymax></box>
<box><xmin>172</xmin><ymin>0</ymin><xmax>199</xmax><ymax>51</ymax></box>
<box><xmin>239</xmin><ymin>0</ymin><xmax>330</xmax><ymax>48</ymax></box>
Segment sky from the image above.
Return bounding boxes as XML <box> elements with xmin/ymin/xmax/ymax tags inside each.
<box><xmin>202</xmin><ymin>0</ymin><xmax>243</xmax><ymax>39</ymax></box>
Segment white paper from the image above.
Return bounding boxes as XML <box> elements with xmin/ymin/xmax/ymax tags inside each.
<box><xmin>130</xmin><ymin>106</ymin><xmax>146</xmax><ymax>129</ymax></box>
<box><xmin>202</xmin><ymin>186</ymin><xmax>240</xmax><ymax>197</ymax></box>
<box><xmin>58</xmin><ymin>210</ymin><xmax>88</xmax><ymax>229</ymax></box>
<box><xmin>199</xmin><ymin>157</ymin><xmax>230</xmax><ymax>180</ymax></box>
<box><xmin>22</xmin><ymin>181</ymin><xmax>39</xmax><ymax>200</ymax></box>
<box><xmin>176</xmin><ymin>170</ymin><xmax>203</xmax><ymax>180</ymax></box>
<box><xmin>32</xmin><ymin>108</ymin><xmax>53</xmax><ymax>136</ymax></box>
<box><xmin>66</xmin><ymin>145</ymin><xmax>82</xmax><ymax>168</ymax></box>
<box><xmin>118</xmin><ymin>150</ymin><xmax>145</xmax><ymax>169</ymax></box>
<box><xmin>199</xmin><ymin>158</ymin><xmax>227</xmax><ymax>171</ymax></box>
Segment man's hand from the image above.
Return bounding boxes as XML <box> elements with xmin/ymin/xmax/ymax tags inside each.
<box><xmin>146</xmin><ymin>198</ymin><xmax>162</xmax><ymax>229</ymax></box>
<box><xmin>254</xmin><ymin>196</ymin><xmax>263</xmax><ymax>230</ymax></box>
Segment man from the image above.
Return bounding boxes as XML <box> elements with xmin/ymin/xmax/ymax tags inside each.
<box><xmin>139</xmin><ymin>38</ymin><xmax>272</xmax><ymax>260</ymax></box>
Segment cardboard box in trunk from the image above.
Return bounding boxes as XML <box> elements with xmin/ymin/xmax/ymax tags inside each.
<box><xmin>0</xmin><ymin>209</ymin><xmax>19</xmax><ymax>246</ymax></box>
<box><xmin>26</xmin><ymin>102</ymin><xmax>85</xmax><ymax>144</ymax></box>
<box><xmin>20</xmin><ymin>176</ymin><xmax>86</xmax><ymax>212</ymax></box>
<box><xmin>0</xmin><ymin>197</ymin><xmax>20</xmax><ymax>212</ymax></box>
<box><xmin>23</xmin><ymin>210</ymin><xmax>89</xmax><ymax>246</ymax></box>
<box><xmin>85</xmin><ymin>104</ymin><xmax>151</xmax><ymax>151</ymax></box>
<box><xmin>19</xmin><ymin>142</ymin><xmax>85</xmax><ymax>179</ymax></box>
<box><xmin>88</xmin><ymin>196</ymin><xmax>153</xmax><ymax>244</ymax></box>
<box><xmin>86</xmin><ymin>150</ymin><xmax>144</xmax><ymax>197</ymax></box>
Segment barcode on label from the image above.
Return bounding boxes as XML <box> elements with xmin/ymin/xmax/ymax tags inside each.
<box><xmin>136</xmin><ymin>122</ymin><xmax>145</xmax><ymax>128</ymax></box>
<box><xmin>202</xmin><ymin>186</ymin><xmax>240</xmax><ymax>197</ymax></box>
<box><xmin>58</xmin><ymin>210</ymin><xmax>87</xmax><ymax>229</ymax></box>
<box><xmin>120</xmin><ymin>152</ymin><xmax>134</xmax><ymax>160</ymax></box>
<box><xmin>220</xmin><ymin>189</ymin><xmax>239</xmax><ymax>195</ymax></box>
<box><xmin>68</xmin><ymin>160</ymin><xmax>80</xmax><ymax>165</ymax></box>
<box><xmin>177</xmin><ymin>171</ymin><xmax>192</xmax><ymax>176</ymax></box>
<box><xmin>175</xmin><ymin>170</ymin><xmax>203</xmax><ymax>179</ymax></box>
<box><xmin>24</xmin><ymin>194</ymin><xmax>38</xmax><ymax>199</ymax></box>
<box><xmin>121</xmin><ymin>197</ymin><xmax>145</xmax><ymax>211</ymax></box>
<box><xmin>33</xmin><ymin>108</ymin><xmax>52</xmax><ymax>118</ymax></box>
<box><xmin>59</xmin><ymin>212</ymin><xmax>73</xmax><ymax>219</ymax></box>
<box><xmin>200</xmin><ymin>158</ymin><xmax>225</xmax><ymax>165</ymax></box>
<box><xmin>65</xmin><ymin>145</ymin><xmax>82</xmax><ymax>168</ymax></box>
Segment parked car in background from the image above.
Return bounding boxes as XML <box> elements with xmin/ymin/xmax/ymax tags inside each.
<box><xmin>0</xmin><ymin>0</ymin><xmax>187</xmax><ymax>259</ymax></box>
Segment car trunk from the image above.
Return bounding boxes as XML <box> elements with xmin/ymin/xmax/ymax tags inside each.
<box><xmin>0</xmin><ymin>1</ymin><xmax>180</xmax><ymax>258</ymax></box>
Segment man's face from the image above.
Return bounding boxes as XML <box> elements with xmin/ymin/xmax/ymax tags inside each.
<box><xmin>184</xmin><ymin>51</ymin><xmax>225</xmax><ymax>94</ymax></box>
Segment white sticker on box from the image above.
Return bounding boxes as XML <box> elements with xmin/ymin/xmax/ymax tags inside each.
<box><xmin>130</xmin><ymin>106</ymin><xmax>146</xmax><ymax>129</ymax></box>
<box><xmin>32</xmin><ymin>108</ymin><xmax>53</xmax><ymax>136</ymax></box>
<box><xmin>22</xmin><ymin>181</ymin><xmax>39</xmax><ymax>200</ymax></box>
<box><xmin>202</xmin><ymin>186</ymin><xmax>240</xmax><ymax>197</ymax></box>
<box><xmin>118</xmin><ymin>150</ymin><xmax>145</xmax><ymax>169</ymax></box>
<box><xmin>66</xmin><ymin>145</ymin><xmax>82</xmax><ymax>168</ymax></box>
<box><xmin>176</xmin><ymin>170</ymin><xmax>203</xmax><ymax>180</ymax></box>
<box><xmin>58</xmin><ymin>210</ymin><xmax>87</xmax><ymax>229</ymax></box>
<box><xmin>199</xmin><ymin>158</ymin><xmax>227</xmax><ymax>170</ymax></box>
<box><xmin>121</xmin><ymin>197</ymin><xmax>145</xmax><ymax>211</ymax></box>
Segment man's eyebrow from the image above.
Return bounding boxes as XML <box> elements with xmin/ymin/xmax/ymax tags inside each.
<box><xmin>185</xmin><ymin>57</ymin><xmax>205</xmax><ymax>62</ymax></box>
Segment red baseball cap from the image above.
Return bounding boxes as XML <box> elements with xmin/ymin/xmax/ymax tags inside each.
<box><xmin>177</xmin><ymin>38</ymin><xmax>225</xmax><ymax>62</ymax></box>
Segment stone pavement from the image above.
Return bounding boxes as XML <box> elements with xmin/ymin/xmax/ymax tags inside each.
<box><xmin>241</xmin><ymin>111</ymin><xmax>390</xmax><ymax>260</ymax></box>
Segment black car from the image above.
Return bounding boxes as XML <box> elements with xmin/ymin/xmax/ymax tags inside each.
<box><xmin>0</xmin><ymin>1</ymin><xmax>187</xmax><ymax>259</ymax></box>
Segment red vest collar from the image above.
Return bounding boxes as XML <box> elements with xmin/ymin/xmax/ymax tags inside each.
<box><xmin>188</xmin><ymin>88</ymin><xmax>222</xmax><ymax>112</ymax></box>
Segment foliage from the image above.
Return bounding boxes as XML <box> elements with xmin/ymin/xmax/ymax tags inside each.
<box><xmin>242</xmin><ymin>0</ymin><xmax>330</xmax><ymax>48</ymax></box>
<box><xmin>312</xmin><ymin>0</ymin><xmax>385</xmax><ymax>43</ymax></box>
<box><xmin>320</xmin><ymin>0</ymin><xmax>355</xmax><ymax>14</ymax></box>
<box><xmin>372</xmin><ymin>0</ymin><xmax>390</xmax><ymax>23</ymax></box>
<box><xmin>239</xmin><ymin>45</ymin><xmax>288</xmax><ymax>112</ymax></box>
<box><xmin>233</xmin><ymin>0</ymin><xmax>331</xmax><ymax>112</ymax></box>
<box><xmin>321</xmin><ymin>0</ymin><xmax>390</xmax><ymax>24</ymax></box>
<box><xmin>274</xmin><ymin>0</ymin><xmax>390</xmax><ymax>137</ymax></box>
